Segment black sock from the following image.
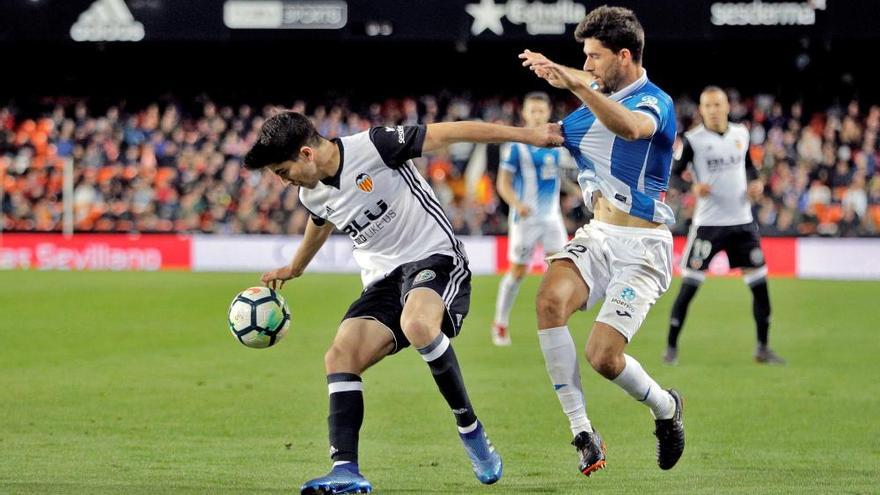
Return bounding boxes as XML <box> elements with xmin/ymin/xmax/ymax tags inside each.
<box><xmin>417</xmin><ymin>333</ymin><xmax>478</xmax><ymax>428</ymax></box>
<box><xmin>749</xmin><ymin>279</ymin><xmax>771</xmax><ymax>347</ymax></box>
<box><xmin>327</xmin><ymin>373</ymin><xmax>364</xmax><ymax>464</ymax></box>
<box><xmin>668</xmin><ymin>279</ymin><xmax>701</xmax><ymax>348</ymax></box>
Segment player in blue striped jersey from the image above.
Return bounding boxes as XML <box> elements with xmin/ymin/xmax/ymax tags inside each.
<box><xmin>520</xmin><ymin>5</ymin><xmax>685</xmax><ymax>478</ymax></box>
<box><xmin>492</xmin><ymin>92</ymin><xmax>571</xmax><ymax>346</ymax></box>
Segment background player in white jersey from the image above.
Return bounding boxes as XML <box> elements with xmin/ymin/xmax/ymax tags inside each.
<box><xmin>665</xmin><ymin>86</ymin><xmax>785</xmax><ymax>365</ymax></box>
<box><xmin>520</xmin><ymin>5</ymin><xmax>685</xmax><ymax>478</ymax></box>
<box><xmin>244</xmin><ymin>111</ymin><xmax>562</xmax><ymax>494</ymax></box>
<box><xmin>492</xmin><ymin>91</ymin><xmax>570</xmax><ymax>346</ymax></box>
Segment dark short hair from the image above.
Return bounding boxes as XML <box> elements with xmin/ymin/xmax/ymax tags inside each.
<box><xmin>574</xmin><ymin>5</ymin><xmax>645</xmax><ymax>63</ymax></box>
<box><xmin>524</xmin><ymin>91</ymin><xmax>551</xmax><ymax>105</ymax></box>
<box><xmin>243</xmin><ymin>111</ymin><xmax>321</xmax><ymax>170</ymax></box>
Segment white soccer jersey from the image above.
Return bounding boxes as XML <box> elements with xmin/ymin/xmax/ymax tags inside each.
<box><xmin>676</xmin><ymin>123</ymin><xmax>755</xmax><ymax>227</ymax></box>
<box><xmin>298</xmin><ymin>126</ymin><xmax>467</xmax><ymax>287</ymax></box>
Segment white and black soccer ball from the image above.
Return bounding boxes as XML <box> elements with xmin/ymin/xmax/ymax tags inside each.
<box><xmin>227</xmin><ymin>287</ymin><xmax>291</xmax><ymax>349</ymax></box>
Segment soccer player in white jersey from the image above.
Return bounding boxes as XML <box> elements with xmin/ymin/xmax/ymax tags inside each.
<box><xmin>519</xmin><ymin>5</ymin><xmax>685</xmax><ymax>477</ymax></box>
<box><xmin>244</xmin><ymin>111</ymin><xmax>562</xmax><ymax>494</ymax></box>
<box><xmin>665</xmin><ymin>86</ymin><xmax>785</xmax><ymax>365</ymax></box>
<box><xmin>492</xmin><ymin>91</ymin><xmax>570</xmax><ymax>346</ymax></box>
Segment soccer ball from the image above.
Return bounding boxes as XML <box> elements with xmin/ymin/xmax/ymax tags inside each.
<box><xmin>228</xmin><ymin>287</ymin><xmax>291</xmax><ymax>348</ymax></box>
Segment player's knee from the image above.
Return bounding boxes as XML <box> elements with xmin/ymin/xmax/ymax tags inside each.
<box><xmin>400</xmin><ymin>317</ymin><xmax>436</xmax><ymax>348</ymax></box>
<box><xmin>510</xmin><ymin>265</ymin><xmax>528</xmax><ymax>280</ymax></box>
<box><xmin>324</xmin><ymin>344</ymin><xmax>358</xmax><ymax>374</ymax></box>
<box><xmin>535</xmin><ymin>287</ymin><xmax>569</xmax><ymax>327</ymax></box>
<box><xmin>586</xmin><ymin>345</ymin><xmax>623</xmax><ymax>379</ymax></box>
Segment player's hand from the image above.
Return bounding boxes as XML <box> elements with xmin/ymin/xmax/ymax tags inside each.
<box><xmin>515</xmin><ymin>203</ymin><xmax>533</xmax><ymax>217</ymax></box>
<box><xmin>261</xmin><ymin>265</ymin><xmax>302</xmax><ymax>290</ymax></box>
<box><xmin>693</xmin><ymin>183</ymin><xmax>712</xmax><ymax>197</ymax></box>
<box><xmin>528</xmin><ymin>123</ymin><xmax>564</xmax><ymax>147</ymax></box>
<box><xmin>748</xmin><ymin>180</ymin><xmax>764</xmax><ymax>201</ymax></box>
<box><xmin>519</xmin><ymin>50</ymin><xmax>569</xmax><ymax>89</ymax></box>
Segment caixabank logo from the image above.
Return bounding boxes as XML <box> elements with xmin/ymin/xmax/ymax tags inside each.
<box><xmin>70</xmin><ymin>0</ymin><xmax>145</xmax><ymax>42</ymax></box>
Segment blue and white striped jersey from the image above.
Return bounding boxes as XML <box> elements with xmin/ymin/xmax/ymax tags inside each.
<box><xmin>561</xmin><ymin>70</ymin><xmax>677</xmax><ymax>225</ymax></box>
<box><xmin>500</xmin><ymin>143</ymin><xmax>564</xmax><ymax>224</ymax></box>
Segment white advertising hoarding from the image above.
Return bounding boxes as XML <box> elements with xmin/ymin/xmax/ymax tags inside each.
<box><xmin>192</xmin><ymin>235</ymin><xmax>498</xmax><ymax>275</ymax></box>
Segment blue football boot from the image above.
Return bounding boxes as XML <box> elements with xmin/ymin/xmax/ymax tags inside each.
<box><xmin>300</xmin><ymin>463</ymin><xmax>372</xmax><ymax>494</ymax></box>
<box><xmin>458</xmin><ymin>421</ymin><xmax>503</xmax><ymax>484</ymax></box>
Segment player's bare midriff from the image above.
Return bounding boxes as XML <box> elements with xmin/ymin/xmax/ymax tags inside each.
<box><xmin>592</xmin><ymin>193</ymin><xmax>665</xmax><ymax>229</ymax></box>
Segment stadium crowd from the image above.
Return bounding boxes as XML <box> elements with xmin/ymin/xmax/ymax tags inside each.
<box><xmin>2</xmin><ymin>92</ymin><xmax>879</xmax><ymax>237</ymax></box>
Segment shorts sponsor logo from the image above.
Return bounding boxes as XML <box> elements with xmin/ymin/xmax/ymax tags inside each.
<box><xmin>610</xmin><ymin>297</ymin><xmax>636</xmax><ymax>313</ymax></box>
<box><xmin>616</xmin><ymin>310</ymin><xmax>632</xmax><ymax>318</ymax></box>
<box><xmin>750</xmin><ymin>247</ymin><xmax>765</xmax><ymax>265</ymax></box>
<box><xmin>414</xmin><ymin>269</ymin><xmax>436</xmax><ymax>284</ymax></box>
<box><xmin>621</xmin><ymin>287</ymin><xmax>637</xmax><ymax>302</ymax></box>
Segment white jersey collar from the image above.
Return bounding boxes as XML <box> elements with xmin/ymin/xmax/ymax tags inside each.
<box><xmin>609</xmin><ymin>68</ymin><xmax>649</xmax><ymax>102</ymax></box>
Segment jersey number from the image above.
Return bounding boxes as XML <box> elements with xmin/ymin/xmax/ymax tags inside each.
<box><xmin>566</xmin><ymin>244</ymin><xmax>588</xmax><ymax>258</ymax></box>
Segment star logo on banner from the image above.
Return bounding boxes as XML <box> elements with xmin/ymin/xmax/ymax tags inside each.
<box><xmin>466</xmin><ymin>0</ymin><xmax>506</xmax><ymax>35</ymax></box>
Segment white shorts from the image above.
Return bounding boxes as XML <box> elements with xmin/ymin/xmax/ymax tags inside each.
<box><xmin>508</xmin><ymin>217</ymin><xmax>568</xmax><ymax>265</ymax></box>
<box><xmin>546</xmin><ymin>220</ymin><xmax>673</xmax><ymax>342</ymax></box>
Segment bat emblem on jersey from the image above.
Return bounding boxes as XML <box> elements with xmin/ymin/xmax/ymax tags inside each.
<box><xmin>356</xmin><ymin>173</ymin><xmax>374</xmax><ymax>193</ymax></box>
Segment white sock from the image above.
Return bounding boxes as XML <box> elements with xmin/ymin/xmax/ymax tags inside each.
<box><xmin>493</xmin><ymin>273</ymin><xmax>522</xmax><ymax>326</ymax></box>
<box><xmin>538</xmin><ymin>326</ymin><xmax>592</xmax><ymax>436</ymax></box>
<box><xmin>612</xmin><ymin>354</ymin><xmax>675</xmax><ymax>420</ymax></box>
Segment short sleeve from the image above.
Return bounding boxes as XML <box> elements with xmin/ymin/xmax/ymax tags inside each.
<box><xmin>628</xmin><ymin>92</ymin><xmax>671</xmax><ymax>137</ymax></box>
<box><xmin>368</xmin><ymin>125</ymin><xmax>427</xmax><ymax>168</ymax></box>
<box><xmin>499</xmin><ymin>143</ymin><xmax>520</xmax><ymax>173</ymax></box>
<box><xmin>298</xmin><ymin>191</ymin><xmax>327</xmax><ymax>226</ymax></box>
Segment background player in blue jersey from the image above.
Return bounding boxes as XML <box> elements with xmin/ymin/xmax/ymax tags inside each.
<box><xmin>519</xmin><ymin>6</ymin><xmax>685</xmax><ymax>478</ymax></box>
<box><xmin>492</xmin><ymin>92</ymin><xmax>572</xmax><ymax>346</ymax></box>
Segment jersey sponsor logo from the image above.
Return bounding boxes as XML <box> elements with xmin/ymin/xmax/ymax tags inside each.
<box><xmin>706</xmin><ymin>154</ymin><xmax>743</xmax><ymax>171</ymax></box>
<box><xmin>341</xmin><ymin>200</ymin><xmax>397</xmax><ymax>244</ymax></box>
<box><xmin>70</xmin><ymin>0</ymin><xmax>145</xmax><ymax>42</ymax></box>
<box><xmin>413</xmin><ymin>269</ymin><xmax>436</xmax><ymax>285</ymax></box>
<box><xmin>355</xmin><ymin>173</ymin><xmax>374</xmax><ymax>193</ymax></box>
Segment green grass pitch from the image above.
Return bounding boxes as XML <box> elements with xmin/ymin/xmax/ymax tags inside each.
<box><xmin>1</xmin><ymin>271</ymin><xmax>878</xmax><ymax>494</ymax></box>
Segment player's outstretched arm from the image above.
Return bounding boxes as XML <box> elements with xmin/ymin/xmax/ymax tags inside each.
<box><xmin>518</xmin><ymin>49</ymin><xmax>593</xmax><ymax>89</ymax></box>
<box><xmin>261</xmin><ymin>218</ymin><xmax>335</xmax><ymax>289</ymax></box>
<box><xmin>422</xmin><ymin>121</ymin><xmax>563</xmax><ymax>153</ymax></box>
<box><xmin>524</xmin><ymin>58</ymin><xmax>655</xmax><ymax>141</ymax></box>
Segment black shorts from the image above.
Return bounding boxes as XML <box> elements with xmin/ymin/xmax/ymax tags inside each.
<box><xmin>682</xmin><ymin>222</ymin><xmax>765</xmax><ymax>271</ymax></box>
<box><xmin>342</xmin><ymin>254</ymin><xmax>471</xmax><ymax>354</ymax></box>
